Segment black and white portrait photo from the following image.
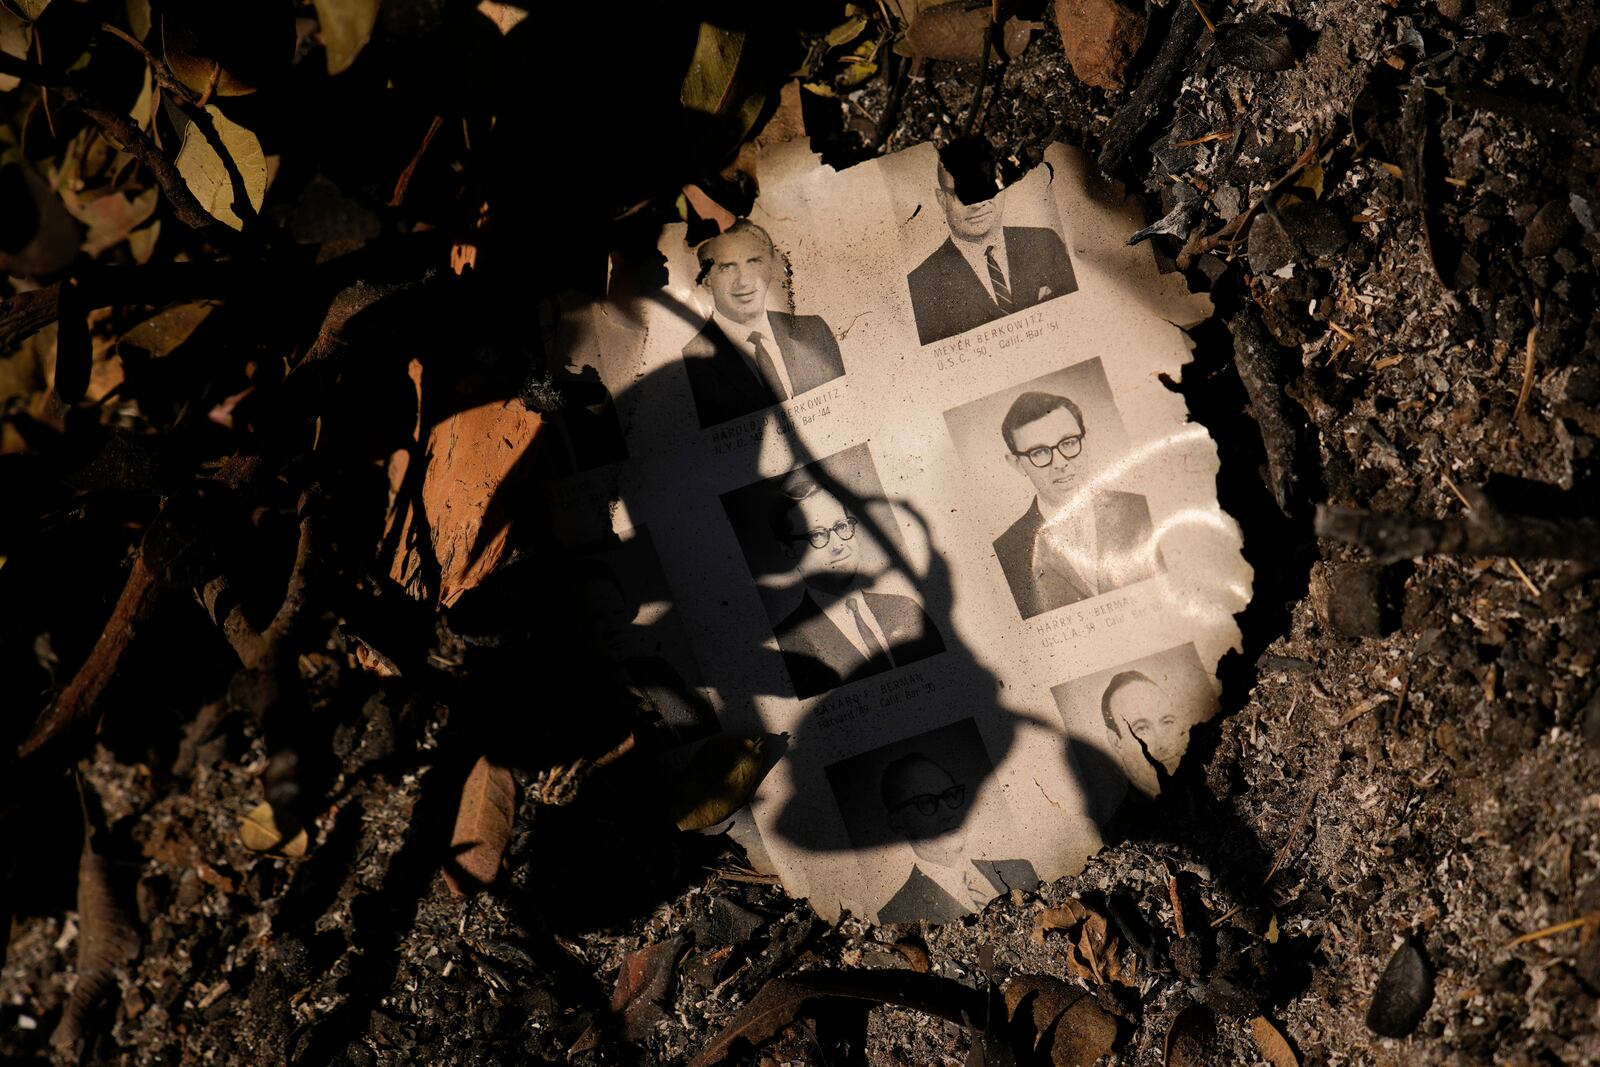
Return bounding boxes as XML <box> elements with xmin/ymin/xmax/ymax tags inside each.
<box><xmin>683</xmin><ymin>219</ymin><xmax>845</xmax><ymax>429</ymax></box>
<box><xmin>943</xmin><ymin>360</ymin><xmax>1165</xmax><ymax>620</ymax></box>
<box><xmin>1051</xmin><ymin>643</ymin><xmax>1216</xmax><ymax>799</ymax></box>
<box><xmin>902</xmin><ymin>140</ymin><xmax>1078</xmax><ymax>346</ymax></box>
<box><xmin>720</xmin><ymin>443</ymin><xmax>945</xmax><ymax>700</ymax></box>
<box><xmin>824</xmin><ymin>719</ymin><xmax>1038</xmax><ymax>925</ymax></box>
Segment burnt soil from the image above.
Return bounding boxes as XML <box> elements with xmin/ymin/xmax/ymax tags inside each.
<box><xmin>3</xmin><ymin>0</ymin><xmax>1600</xmax><ymax>1064</ymax></box>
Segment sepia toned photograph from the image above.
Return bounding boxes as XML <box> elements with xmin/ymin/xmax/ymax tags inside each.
<box><xmin>568</xmin><ymin>529</ymin><xmax>719</xmax><ymax>748</ymax></box>
<box><xmin>899</xmin><ymin>139</ymin><xmax>1079</xmax><ymax>346</ymax></box>
<box><xmin>943</xmin><ymin>359</ymin><xmax>1165</xmax><ymax>620</ymax></box>
<box><xmin>720</xmin><ymin>443</ymin><xmax>946</xmax><ymax>700</ymax></box>
<box><xmin>824</xmin><ymin>718</ymin><xmax>1038</xmax><ymax>924</ymax></box>
<box><xmin>1051</xmin><ymin>643</ymin><xmax>1217</xmax><ymax>800</ymax></box>
<box><xmin>682</xmin><ymin>219</ymin><xmax>845</xmax><ymax>428</ymax></box>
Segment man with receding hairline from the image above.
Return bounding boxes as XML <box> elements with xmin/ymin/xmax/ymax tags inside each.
<box><xmin>874</xmin><ymin>751</ymin><xmax>1037</xmax><ymax>924</ymax></box>
<box><xmin>992</xmin><ymin>389</ymin><xmax>1162</xmax><ymax>618</ymax></box>
<box><xmin>1099</xmin><ymin>670</ymin><xmax>1186</xmax><ymax>797</ymax></box>
<box><xmin>683</xmin><ymin>219</ymin><xmax>844</xmax><ymax>428</ymax></box>
<box><xmin>905</xmin><ymin>151</ymin><xmax>1078</xmax><ymax>346</ymax></box>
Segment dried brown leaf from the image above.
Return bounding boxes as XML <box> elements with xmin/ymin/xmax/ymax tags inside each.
<box><xmin>445</xmin><ymin>755</ymin><xmax>517</xmax><ymax>894</ymax></box>
<box><xmin>239</xmin><ymin>801</ymin><xmax>308</xmax><ymax>857</ymax></box>
<box><xmin>610</xmin><ymin>936</ymin><xmax>687</xmax><ymax>1040</ymax></box>
<box><xmin>416</xmin><ymin>394</ymin><xmax>542</xmax><ymax>608</ymax></box>
<box><xmin>671</xmin><ymin>735</ymin><xmax>767</xmax><ymax>831</ymax></box>
<box><xmin>314</xmin><ymin>0</ymin><xmax>380</xmax><ymax>75</ymax></box>
<box><xmin>1248</xmin><ymin>1015</ymin><xmax>1299</xmax><ymax>1067</ymax></box>
<box><xmin>690</xmin><ymin>970</ymin><xmax>985</xmax><ymax>1067</ymax></box>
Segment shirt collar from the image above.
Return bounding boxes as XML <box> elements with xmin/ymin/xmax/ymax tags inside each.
<box><xmin>711</xmin><ymin>307</ymin><xmax>775</xmax><ymax>350</ymax></box>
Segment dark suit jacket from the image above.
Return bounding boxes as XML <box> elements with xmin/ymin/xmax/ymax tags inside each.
<box><xmin>682</xmin><ymin>311</ymin><xmax>844</xmax><ymax>429</ymax></box>
<box><xmin>993</xmin><ymin>491</ymin><xmax>1164</xmax><ymax>620</ymax></box>
<box><xmin>775</xmin><ymin>590</ymin><xmax>945</xmax><ymax>699</ymax></box>
<box><xmin>906</xmin><ymin>226</ymin><xmax>1078</xmax><ymax>346</ymax></box>
<box><xmin>876</xmin><ymin>858</ymin><xmax>1039</xmax><ymax>925</ymax></box>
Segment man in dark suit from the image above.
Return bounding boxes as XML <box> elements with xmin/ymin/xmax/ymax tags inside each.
<box><xmin>992</xmin><ymin>391</ymin><xmax>1164</xmax><ymax>619</ymax></box>
<box><xmin>906</xmin><ymin>160</ymin><xmax>1078</xmax><ymax>346</ymax></box>
<box><xmin>683</xmin><ymin>220</ymin><xmax>845</xmax><ymax>428</ymax></box>
<box><xmin>874</xmin><ymin>753</ymin><xmax>1037</xmax><ymax>924</ymax></box>
<box><xmin>768</xmin><ymin>480</ymin><xmax>944</xmax><ymax>699</ymax></box>
<box><xmin>1100</xmin><ymin>670</ymin><xmax>1187</xmax><ymax>797</ymax></box>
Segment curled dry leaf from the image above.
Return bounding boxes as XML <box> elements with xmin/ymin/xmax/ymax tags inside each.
<box><xmin>239</xmin><ymin>801</ymin><xmax>308</xmax><ymax>857</ymax></box>
<box><xmin>444</xmin><ymin>755</ymin><xmax>517</xmax><ymax>894</ymax></box>
<box><xmin>313</xmin><ymin>0</ymin><xmax>380</xmax><ymax>75</ymax></box>
<box><xmin>171</xmin><ymin>104</ymin><xmax>268</xmax><ymax>231</ymax></box>
<box><xmin>1033</xmin><ymin>899</ymin><xmax>1090</xmax><ymax>943</ymax></box>
<box><xmin>1248</xmin><ymin>1015</ymin><xmax>1299</xmax><ymax>1067</ymax></box>
<box><xmin>670</xmin><ymin>735</ymin><xmax>767</xmax><ymax>831</ymax></box>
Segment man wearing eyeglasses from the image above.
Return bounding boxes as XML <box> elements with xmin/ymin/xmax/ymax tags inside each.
<box><xmin>875</xmin><ymin>753</ymin><xmax>1037</xmax><ymax>924</ymax></box>
<box><xmin>905</xmin><ymin>145</ymin><xmax>1078</xmax><ymax>347</ymax></box>
<box><xmin>769</xmin><ymin>481</ymin><xmax>944</xmax><ymax>699</ymax></box>
<box><xmin>993</xmin><ymin>391</ymin><xmax>1163</xmax><ymax>619</ymax></box>
<box><xmin>683</xmin><ymin>220</ymin><xmax>845</xmax><ymax>429</ymax></box>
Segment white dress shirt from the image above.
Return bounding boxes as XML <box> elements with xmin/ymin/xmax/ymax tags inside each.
<box><xmin>951</xmin><ymin>231</ymin><xmax>1011</xmax><ymax>305</ymax></box>
<box><xmin>812</xmin><ymin>587</ymin><xmax>893</xmax><ymax>664</ymax></box>
<box><xmin>711</xmin><ymin>308</ymin><xmax>794</xmax><ymax>399</ymax></box>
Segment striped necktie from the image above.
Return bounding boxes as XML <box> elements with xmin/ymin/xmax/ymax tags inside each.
<box><xmin>985</xmin><ymin>245</ymin><xmax>1014</xmax><ymax>314</ymax></box>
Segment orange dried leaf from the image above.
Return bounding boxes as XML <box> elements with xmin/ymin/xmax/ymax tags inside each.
<box><xmin>445</xmin><ymin>756</ymin><xmax>517</xmax><ymax>894</ymax></box>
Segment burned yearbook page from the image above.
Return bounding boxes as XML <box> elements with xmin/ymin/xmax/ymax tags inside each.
<box><xmin>541</xmin><ymin>141</ymin><xmax>1251</xmax><ymax>924</ymax></box>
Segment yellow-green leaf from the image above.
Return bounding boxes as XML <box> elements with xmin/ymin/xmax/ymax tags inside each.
<box><xmin>172</xmin><ymin>104</ymin><xmax>266</xmax><ymax>231</ymax></box>
<box><xmin>240</xmin><ymin>802</ymin><xmax>308</xmax><ymax>857</ymax></box>
<box><xmin>671</xmin><ymin>736</ymin><xmax>767</xmax><ymax>831</ymax></box>
<box><xmin>0</xmin><ymin>0</ymin><xmax>49</xmax><ymax>22</ymax></box>
<box><xmin>0</xmin><ymin>8</ymin><xmax>29</xmax><ymax>93</ymax></box>
<box><xmin>313</xmin><ymin>0</ymin><xmax>380</xmax><ymax>76</ymax></box>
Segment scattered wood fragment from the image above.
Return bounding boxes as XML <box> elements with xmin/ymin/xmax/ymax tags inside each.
<box><xmin>1505</xmin><ymin>912</ymin><xmax>1599</xmax><ymax>948</ymax></box>
<box><xmin>1315</xmin><ymin>499</ymin><xmax>1600</xmax><ymax>564</ymax></box>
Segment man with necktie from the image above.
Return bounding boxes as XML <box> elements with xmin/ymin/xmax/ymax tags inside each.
<box><xmin>874</xmin><ymin>752</ymin><xmax>1037</xmax><ymax>924</ymax></box>
<box><xmin>905</xmin><ymin>150</ymin><xmax>1079</xmax><ymax>347</ymax></box>
<box><xmin>682</xmin><ymin>220</ymin><xmax>845</xmax><ymax>429</ymax></box>
<box><xmin>768</xmin><ymin>480</ymin><xmax>944</xmax><ymax>699</ymax></box>
<box><xmin>992</xmin><ymin>390</ymin><xmax>1164</xmax><ymax>619</ymax></box>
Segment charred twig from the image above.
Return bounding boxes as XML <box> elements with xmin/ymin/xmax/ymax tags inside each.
<box><xmin>1229</xmin><ymin>307</ymin><xmax>1305</xmax><ymax>515</ymax></box>
<box><xmin>199</xmin><ymin>514</ymin><xmax>317</xmax><ymax>670</ymax></box>
<box><xmin>16</xmin><ymin>554</ymin><xmax>162</xmax><ymax>761</ymax></box>
<box><xmin>1097</xmin><ymin>0</ymin><xmax>1203</xmax><ymax>175</ymax></box>
<box><xmin>961</xmin><ymin>4</ymin><xmax>1001</xmax><ymax>138</ymax></box>
<box><xmin>1177</xmin><ymin>135</ymin><xmax>1319</xmax><ymax>267</ymax></box>
<box><xmin>99</xmin><ymin>21</ymin><xmax>196</xmax><ymax>105</ymax></box>
<box><xmin>1316</xmin><ymin>497</ymin><xmax>1600</xmax><ymax>564</ymax></box>
<box><xmin>869</xmin><ymin>53</ymin><xmax>911</xmax><ymax>152</ymax></box>
<box><xmin>389</xmin><ymin>115</ymin><xmax>445</xmax><ymax>209</ymax></box>
<box><xmin>0</xmin><ymin>285</ymin><xmax>61</xmax><ymax>352</ymax></box>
